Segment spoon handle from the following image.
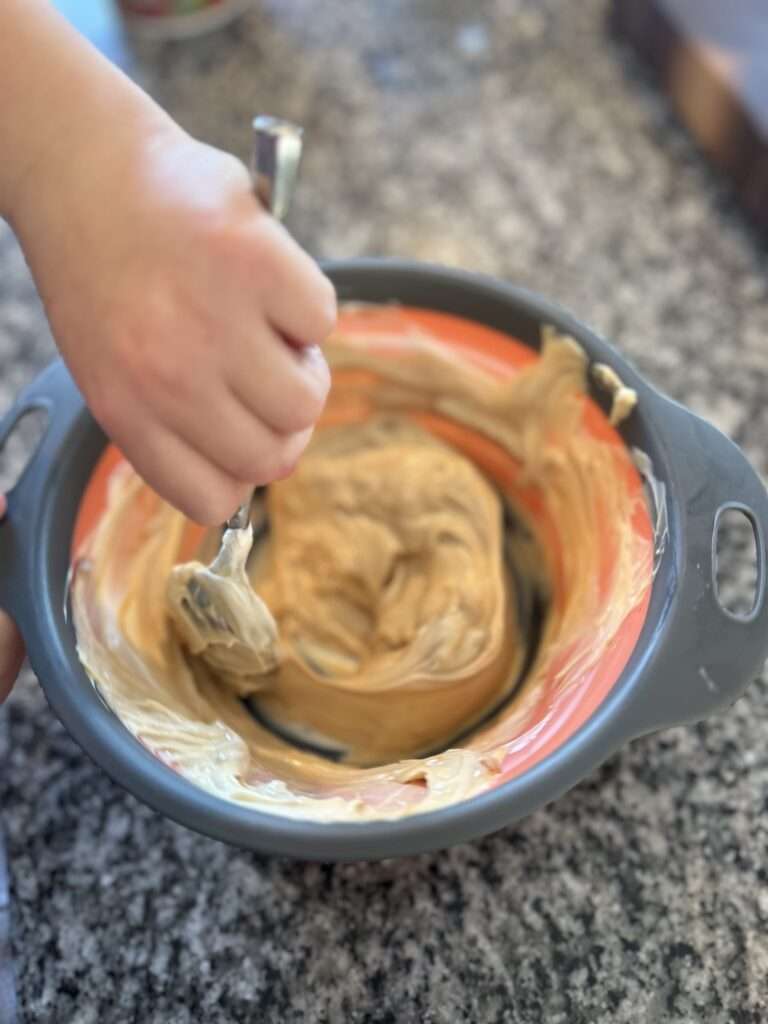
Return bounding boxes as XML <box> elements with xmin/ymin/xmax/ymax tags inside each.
<box><xmin>251</xmin><ymin>115</ymin><xmax>303</xmax><ymax>221</ymax></box>
<box><xmin>226</xmin><ymin>116</ymin><xmax>304</xmax><ymax>533</ymax></box>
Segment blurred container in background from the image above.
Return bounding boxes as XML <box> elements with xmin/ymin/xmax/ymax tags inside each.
<box><xmin>611</xmin><ymin>0</ymin><xmax>768</xmax><ymax>234</ymax></box>
<box><xmin>117</xmin><ymin>0</ymin><xmax>254</xmax><ymax>39</ymax></box>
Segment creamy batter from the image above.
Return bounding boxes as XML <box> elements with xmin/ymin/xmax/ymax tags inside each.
<box><xmin>71</xmin><ymin>306</ymin><xmax>654</xmax><ymax>822</ymax></box>
<box><xmin>168</xmin><ymin>416</ymin><xmax>525</xmax><ymax>767</ymax></box>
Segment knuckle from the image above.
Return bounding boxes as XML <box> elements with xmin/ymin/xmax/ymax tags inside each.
<box><xmin>210</xmin><ymin>214</ymin><xmax>255</xmax><ymax>269</ymax></box>
<box><xmin>222</xmin><ymin>437</ymin><xmax>299</xmax><ymax>489</ymax></box>
<box><xmin>275</xmin><ymin>401</ymin><xmax>314</xmax><ymax>435</ymax></box>
<box><xmin>278</xmin><ymin>411</ymin><xmax>311</xmax><ymax>434</ymax></box>
<box><xmin>227</xmin><ymin>448</ymin><xmax>268</xmax><ymax>484</ymax></box>
<box><xmin>142</xmin><ymin>337</ymin><xmax>179</xmax><ymax>397</ymax></box>
<box><xmin>275</xmin><ymin>382</ymin><xmax>326</xmax><ymax>433</ymax></box>
<box><xmin>266</xmin><ymin>445</ymin><xmax>301</xmax><ymax>483</ymax></box>
<box><xmin>113</xmin><ymin>316</ymin><xmax>177</xmax><ymax>398</ymax></box>
<box><xmin>244</xmin><ymin>442</ymin><xmax>298</xmax><ymax>486</ymax></box>
<box><xmin>150</xmin><ymin>355</ymin><xmax>179</xmax><ymax>399</ymax></box>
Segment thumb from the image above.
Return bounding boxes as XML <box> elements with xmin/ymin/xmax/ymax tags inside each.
<box><xmin>0</xmin><ymin>494</ymin><xmax>26</xmax><ymax>700</ymax></box>
<box><xmin>0</xmin><ymin>610</ymin><xmax>24</xmax><ymax>702</ymax></box>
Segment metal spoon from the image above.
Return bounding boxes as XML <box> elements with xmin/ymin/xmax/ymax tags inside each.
<box><xmin>165</xmin><ymin>116</ymin><xmax>302</xmax><ymax>665</ymax></box>
<box><xmin>226</xmin><ymin>114</ymin><xmax>303</xmax><ymax>531</ymax></box>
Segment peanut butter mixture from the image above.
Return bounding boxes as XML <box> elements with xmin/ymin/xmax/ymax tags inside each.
<box><xmin>71</xmin><ymin>308</ymin><xmax>654</xmax><ymax>822</ymax></box>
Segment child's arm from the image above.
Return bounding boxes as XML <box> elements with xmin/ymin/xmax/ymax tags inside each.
<box><xmin>0</xmin><ymin>0</ymin><xmax>337</xmax><ymax>526</ymax></box>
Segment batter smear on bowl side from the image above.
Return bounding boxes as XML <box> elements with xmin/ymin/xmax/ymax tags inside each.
<box><xmin>70</xmin><ymin>305</ymin><xmax>656</xmax><ymax>822</ymax></box>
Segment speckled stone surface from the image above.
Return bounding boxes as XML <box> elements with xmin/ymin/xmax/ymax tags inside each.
<box><xmin>2</xmin><ymin>1</ymin><xmax>768</xmax><ymax>1021</ymax></box>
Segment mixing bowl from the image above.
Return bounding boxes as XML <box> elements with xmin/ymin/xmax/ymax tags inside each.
<box><xmin>1</xmin><ymin>260</ymin><xmax>767</xmax><ymax>860</ymax></box>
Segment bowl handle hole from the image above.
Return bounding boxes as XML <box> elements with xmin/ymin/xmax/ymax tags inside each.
<box><xmin>0</xmin><ymin>407</ymin><xmax>50</xmax><ymax>496</ymax></box>
<box><xmin>714</xmin><ymin>505</ymin><xmax>762</xmax><ymax>619</ymax></box>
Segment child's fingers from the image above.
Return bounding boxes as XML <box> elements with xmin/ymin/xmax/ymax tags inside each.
<box><xmin>112</xmin><ymin>415</ymin><xmax>251</xmax><ymax>525</ymax></box>
<box><xmin>151</xmin><ymin>379</ymin><xmax>314</xmax><ymax>486</ymax></box>
<box><xmin>0</xmin><ymin>609</ymin><xmax>25</xmax><ymax>702</ymax></box>
<box><xmin>228</xmin><ymin>326</ymin><xmax>330</xmax><ymax>436</ymax></box>
<box><xmin>114</xmin><ymin>329</ymin><xmax>320</xmax><ymax>484</ymax></box>
<box><xmin>252</xmin><ymin>217</ymin><xmax>337</xmax><ymax>348</ymax></box>
<box><xmin>114</xmin><ymin>410</ymin><xmax>309</xmax><ymax>525</ymax></box>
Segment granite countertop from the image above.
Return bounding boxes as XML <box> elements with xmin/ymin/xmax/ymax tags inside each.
<box><xmin>2</xmin><ymin>1</ymin><xmax>768</xmax><ymax>1021</ymax></box>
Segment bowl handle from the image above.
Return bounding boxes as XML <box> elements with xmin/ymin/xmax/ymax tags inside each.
<box><xmin>0</xmin><ymin>359</ymin><xmax>83</xmax><ymax>624</ymax></box>
<box><xmin>618</xmin><ymin>396</ymin><xmax>768</xmax><ymax>739</ymax></box>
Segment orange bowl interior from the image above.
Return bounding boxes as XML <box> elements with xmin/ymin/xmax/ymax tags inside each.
<box><xmin>71</xmin><ymin>306</ymin><xmax>653</xmax><ymax>788</ymax></box>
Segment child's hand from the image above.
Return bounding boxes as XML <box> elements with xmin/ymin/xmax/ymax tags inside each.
<box><xmin>15</xmin><ymin>125</ymin><xmax>336</xmax><ymax>525</ymax></box>
<box><xmin>0</xmin><ymin>496</ymin><xmax>25</xmax><ymax>701</ymax></box>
